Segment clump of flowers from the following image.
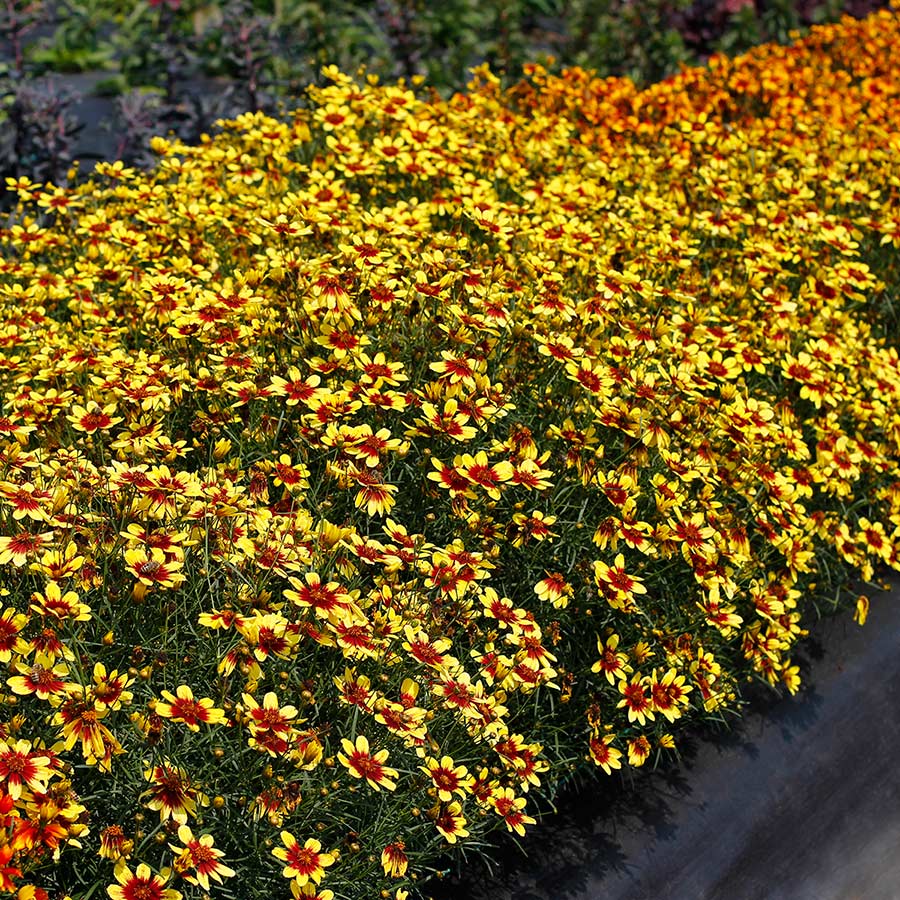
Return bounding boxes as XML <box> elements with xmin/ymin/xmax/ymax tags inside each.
<box><xmin>2</xmin><ymin>6</ymin><xmax>900</xmax><ymax>897</ymax></box>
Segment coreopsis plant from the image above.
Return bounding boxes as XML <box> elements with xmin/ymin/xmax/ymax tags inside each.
<box><xmin>2</xmin><ymin>6</ymin><xmax>900</xmax><ymax>898</ymax></box>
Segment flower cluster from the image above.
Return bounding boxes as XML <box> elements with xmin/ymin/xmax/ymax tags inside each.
<box><xmin>2</xmin><ymin>6</ymin><xmax>900</xmax><ymax>897</ymax></box>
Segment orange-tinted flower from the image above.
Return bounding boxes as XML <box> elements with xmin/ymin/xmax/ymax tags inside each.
<box><xmin>0</xmin><ymin>842</ymin><xmax>21</xmax><ymax>892</ymax></box>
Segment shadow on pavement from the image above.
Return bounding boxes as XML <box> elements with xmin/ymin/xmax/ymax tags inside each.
<box><xmin>431</xmin><ymin>577</ymin><xmax>900</xmax><ymax>900</ymax></box>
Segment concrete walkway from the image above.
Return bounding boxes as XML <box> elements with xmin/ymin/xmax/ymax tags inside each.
<box><xmin>434</xmin><ymin>578</ymin><xmax>900</xmax><ymax>900</ymax></box>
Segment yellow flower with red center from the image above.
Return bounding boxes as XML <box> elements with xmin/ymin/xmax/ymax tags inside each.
<box><xmin>141</xmin><ymin>761</ymin><xmax>206</xmax><ymax>825</ymax></box>
<box><xmin>106</xmin><ymin>860</ymin><xmax>181</xmax><ymax>900</ymax></box>
<box><xmin>169</xmin><ymin>825</ymin><xmax>235</xmax><ymax>890</ymax></box>
<box><xmin>284</xmin><ymin>572</ymin><xmax>354</xmax><ymax>621</ymax></box>
<box><xmin>427</xmin><ymin>457</ymin><xmax>476</xmax><ymax>500</ymax></box>
<box><xmin>155</xmin><ymin>685</ymin><xmax>226</xmax><ymax>731</ymax></box>
<box><xmin>242</xmin><ymin>690</ymin><xmax>300</xmax><ymax>757</ymax></box>
<box><xmin>68</xmin><ymin>401</ymin><xmax>123</xmax><ymax>434</ymax></box>
<box><xmin>432</xmin><ymin>801</ymin><xmax>469</xmax><ymax>844</ymax></box>
<box><xmin>0</xmin><ymin>481</ymin><xmax>52</xmax><ymax>522</ymax></box>
<box><xmin>593</xmin><ymin>553</ymin><xmax>647</xmax><ymax>611</ymax></box>
<box><xmin>0</xmin><ymin>529</ymin><xmax>54</xmax><ymax>566</ymax></box>
<box><xmin>99</xmin><ymin>824</ymin><xmax>133</xmax><ymax>861</ymax></box>
<box><xmin>338</xmin><ymin>734</ymin><xmax>398</xmax><ymax>791</ymax></box>
<box><xmin>0</xmin><ymin>607</ymin><xmax>28</xmax><ymax>662</ymax></box>
<box><xmin>591</xmin><ymin>633</ymin><xmax>632</xmax><ymax>684</ymax></box>
<box><xmin>588</xmin><ymin>733</ymin><xmax>623</xmax><ymax>775</ymax></box>
<box><xmin>648</xmin><ymin>667</ymin><xmax>692</xmax><ymax>723</ymax></box>
<box><xmin>533</xmin><ymin>572</ymin><xmax>572</xmax><ymax>608</ymax></box>
<box><xmin>414</xmin><ymin>397</ymin><xmax>477</xmax><ymax>441</ymax></box>
<box><xmin>7</xmin><ymin>652</ymin><xmax>69</xmax><ymax>700</ymax></box>
<box><xmin>123</xmin><ymin>546</ymin><xmax>185</xmax><ymax>589</ymax></box>
<box><xmin>421</xmin><ymin>755</ymin><xmax>473</xmax><ymax>802</ymax></box>
<box><xmin>456</xmin><ymin>450</ymin><xmax>514</xmax><ymax>500</ymax></box>
<box><xmin>0</xmin><ymin>738</ymin><xmax>53</xmax><ymax>800</ymax></box>
<box><xmin>33</xmin><ymin>542</ymin><xmax>85</xmax><ymax>580</ymax></box>
<box><xmin>272</xmin><ymin>833</ymin><xmax>336</xmax><ymax>886</ymax></box>
<box><xmin>353</xmin><ymin>467</ymin><xmax>398</xmax><ymax>516</ymax></box>
<box><xmin>627</xmin><ymin>735</ymin><xmax>652</xmax><ymax>767</ymax></box>
<box><xmin>380</xmin><ymin>841</ymin><xmax>409</xmax><ymax>878</ymax></box>
<box><xmin>90</xmin><ymin>663</ymin><xmax>134</xmax><ymax>711</ymax></box>
<box><xmin>29</xmin><ymin>581</ymin><xmax>91</xmax><ymax>622</ymax></box>
<box><xmin>52</xmin><ymin>692</ymin><xmax>121</xmax><ymax>766</ymax></box>
<box><xmin>490</xmin><ymin>787</ymin><xmax>536</xmax><ymax>836</ymax></box>
<box><xmin>616</xmin><ymin>673</ymin><xmax>655</xmax><ymax>725</ymax></box>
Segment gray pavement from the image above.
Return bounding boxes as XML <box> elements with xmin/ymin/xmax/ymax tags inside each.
<box><xmin>434</xmin><ymin>577</ymin><xmax>900</xmax><ymax>900</ymax></box>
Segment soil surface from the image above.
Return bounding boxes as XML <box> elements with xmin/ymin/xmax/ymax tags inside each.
<box><xmin>431</xmin><ymin>577</ymin><xmax>900</xmax><ymax>900</ymax></box>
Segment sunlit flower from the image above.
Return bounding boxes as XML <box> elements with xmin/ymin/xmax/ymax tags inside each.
<box><xmin>106</xmin><ymin>860</ymin><xmax>181</xmax><ymax>900</ymax></box>
<box><xmin>7</xmin><ymin>653</ymin><xmax>69</xmax><ymax>700</ymax></box>
<box><xmin>169</xmin><ymin>825</ymin><xmax>235</xmax><ymax>890</ymax></box>
<box><xmin>155</xmin><ymin>685</ymin><xmax>226</xmax><ymax>731</ymax></box>
<box><xmin>141</xmin><ymin>762</ymin><xmax>206</xmax><ymax>824</ymax></box>
<box><xmin>272</xmin><ymin>833</ymin><xmax>335</xmax><ymax>886</ymax></box>
<box><xmin>0</xmin><ymin>607</ymin><xmax>28</xmax><ymax>662</ymax></box>
<box><xmin>338</xmin><ymin>734</ymin><xmax>398</xmax><ymax>791</ymax></box>
<box><xmin>421</xmin><ymin>755</ymin><xmax>473</xmax><ymax>802</ymax></box>
<box><xmin>0</xmin><ymin>738</ymin><xmax>53</xmax><ymax>800</ymax></box>
<box><xmin>68</xmin><ymin>401</ymin><xmax>122</xmax><ymax>434</ymax></box>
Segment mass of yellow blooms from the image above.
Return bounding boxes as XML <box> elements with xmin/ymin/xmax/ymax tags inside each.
<box><xmin>2</xmin><ymin>5</ymin><xmax>900</xmax><ymax>898</ymax></box>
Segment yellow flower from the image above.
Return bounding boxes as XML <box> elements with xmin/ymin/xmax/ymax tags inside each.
<box><xmin>106</xmin><ymin>861</ymin><xmax>181</xmax><ymax>900</ymax></box>
<box><xmin>155</xmin><ymin>685</ymin><xmax>226</xmax><ymax>731</ymax></box>
<box><xmin>272</xmin><ymin>832</ymin><xmax>335</xmax><ymax>886</ymax></box>
<box><xmin>338</xmin><ymin>735</ymin><xmax>398</xmax><ymax>791</ymax></box>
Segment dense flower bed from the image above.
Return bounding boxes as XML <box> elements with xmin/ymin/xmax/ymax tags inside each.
<box><xmin>2</xmin><ymin>5</ymin><xmax>900</xmax><ymax>898</ymax></box>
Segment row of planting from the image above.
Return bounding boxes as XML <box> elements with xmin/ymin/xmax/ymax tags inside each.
<box><xmin>1</xmin><ymin>5</ymin><xmax>900</xmax><ymax>898</ymax></box>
